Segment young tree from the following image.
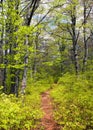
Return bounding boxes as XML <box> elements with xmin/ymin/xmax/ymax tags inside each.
<box><xmin>20</xmin><ymin>0</ymin><xmax>41</xmax><ymax>92</ymax></box>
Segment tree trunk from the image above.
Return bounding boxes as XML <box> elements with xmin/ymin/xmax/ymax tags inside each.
<box><xmin>82</xmin><ymin>1</ymin><xmax>88</xmax><ymax>71</ymax></box>
<box><xmin>71</xmin><ymin>7</ymin><xmax>79</xmax><ymax>74</ymax></box>
<box><xmin>33</xmin><ymin>32</ymin><xmax>39</xmax><ymax>79</ymax></box>
<box><xmin>21</xmin><ymin>36</ymin><xmax>28</xmax><ymax>94</ymax></box>
<box><xmin>21</xmin><ymin>0</ymin><xmax>41</xmax><ymax>90</ymax></box>
<box><xmin>0</xmin><ymin>0</ymin><xmax>4</xmax><ymax>86</ymax></box>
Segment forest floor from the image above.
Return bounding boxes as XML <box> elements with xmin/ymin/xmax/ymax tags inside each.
<box><xmin>40</xmin><ymin>91</ymin><xmax>60</xmax><ymax>130</ymax></box>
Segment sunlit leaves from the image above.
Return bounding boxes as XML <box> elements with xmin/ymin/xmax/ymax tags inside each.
<box><xmin>0</xmin><ymin>84</ymin><xmax>44</xmax><ymax>130</ymax></box>
<box><xmin>51</xmin><ymin>74</ymin><xmax>93</xmax><ymax>129</ymax></box>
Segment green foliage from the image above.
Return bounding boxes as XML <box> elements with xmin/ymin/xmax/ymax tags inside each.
<box><xmin>0</xmin><ymin>86</ymin><xmax>43</xmax><ymax>130</ymax></box>
<box><xmin>0</xmin><ymin>80</ymin><xmax>52</xmax><ymax>130</ymax></box>
<box><xmin>51</xmin><ymin>73</ymin><xmax>93</xmax><ymax>130</ymax></box>
<box><xmin>26</xmin><ymin>79</ymin><xmax>52</xmax><ymax>95</ymax></box>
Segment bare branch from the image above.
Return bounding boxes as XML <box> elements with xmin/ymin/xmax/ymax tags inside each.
<box><xmin>34</xmin><ymin>3</ymin><xmax>65</xmax><ymax>27</ymax></box>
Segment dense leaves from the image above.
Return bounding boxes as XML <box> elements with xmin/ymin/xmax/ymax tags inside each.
<box><xmin>51</xmin><ymin>73</ymin><xmax>93</xmax><ymax>130</ymax></box>
<box><xmin>0</xmin><ymin>83</ymin><xmax>50</xmax><ymax>130</ymax></box>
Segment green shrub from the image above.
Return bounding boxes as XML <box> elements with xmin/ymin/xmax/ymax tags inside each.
<box><xmin>26</xmin><ymin>80</ymin><xmax>51</xmax><ymax>95</ymax></box>
<box><xmin>51</xmin><ymin>74</ymin><xmax>93</xmax><ymax>130</ymax></box>
<box><xmin>0</xmin><ymin>90</ymin><xmax>43</xmax><ymax>130</ymax></box>
<box><xmin>0</xmin><ymin>80</ymin><xmax>52</xmax><ymax>130</ymax></box>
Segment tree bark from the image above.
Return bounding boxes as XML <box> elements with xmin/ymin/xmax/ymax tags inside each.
<box><xmin>82</xmin><ymin>1</ymin><xmax>88</xmax><ymax>71</ymax></box>
<box><xmin>0</xmin><ymin>0</ymin><xmax>4</xmax><ymax>86</ymax></box>
<box><xmin>21</xmin><ymin>0</ymin><xmax>41</xmax><ymax>90</ymax></box>
<box><xmin>21</xmin><ymin>35</ymin><xmax>28</xmax><ymax>94</ymax></box>
<box><xmin>71</xmin><ymin>6</ymin><xmax>79</xmax><ymax>74</ymax></box>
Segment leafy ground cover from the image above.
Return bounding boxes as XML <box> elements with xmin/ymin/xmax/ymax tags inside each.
<box><xmin>1</xmin><ymin>74</ymin><xmax>93</xmax><ymax>130</ymax></box>
<box><xmin>50</xmin><ymin>73</ymin><xmax>93</xmax><ymax>130</ymax></box>
<box><xmin>0</xmin><ymin>80</ymin><xmax>51</xmax><ymax>130</ymax></box>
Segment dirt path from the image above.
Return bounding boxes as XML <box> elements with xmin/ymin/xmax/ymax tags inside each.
<box><xmin>41</xmin><ymin>91</ymin><xmax>60</xmax><ymax>130</ymax></box>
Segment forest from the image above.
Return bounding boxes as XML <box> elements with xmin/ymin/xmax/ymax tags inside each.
<box><xmin>0</xmin><ymin>0</ymin><xmax>93</xmax><ymax>130</ymax></box>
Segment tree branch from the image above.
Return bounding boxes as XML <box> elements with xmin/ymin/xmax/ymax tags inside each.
<box><xmin>34</xmin><ymin>3</ymin><xmax>65</xmax><ymax>27</ymax></box>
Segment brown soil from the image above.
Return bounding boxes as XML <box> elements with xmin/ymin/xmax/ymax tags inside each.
<box><xmin>41</xmin><ymin>91</ymin><xmax>60</xmax><ymax>130</ymax></box>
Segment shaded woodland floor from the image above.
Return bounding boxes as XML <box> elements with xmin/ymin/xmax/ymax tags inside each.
<box><xmin>40</xmin><ymin>91</ymin><xmax>60</xmax><ymax>130</ymax></box>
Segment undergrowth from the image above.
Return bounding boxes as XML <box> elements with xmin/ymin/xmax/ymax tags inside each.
<box><xmin>50</xmin><ymin>73</ymin><xmax>93</xmax><ymax>130</ymax></box>
<box><xmin>0</xmin><ymin>80</ymin><xmax>51</xmax><ymax>130</ymax></box>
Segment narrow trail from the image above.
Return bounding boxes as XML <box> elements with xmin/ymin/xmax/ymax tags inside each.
<box><xmin>41</xmin><ymin>91</ymin><xmax>60</xmax><ymax>130</ymax></box>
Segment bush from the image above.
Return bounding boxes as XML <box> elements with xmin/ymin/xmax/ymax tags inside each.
<box><xmin>0</xmin><ymin>90</ymin><xmax>43</xmax><ymax>130</ymax></box>
<box><xmin>0</xmin><ymin>80</ymin><xmax>52</xmax><ymax>130</ymax></box>
<box><xmin>51</xmin><ymin>74</ymin><xmax>93</xmax><ymax>130</ymax></box>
